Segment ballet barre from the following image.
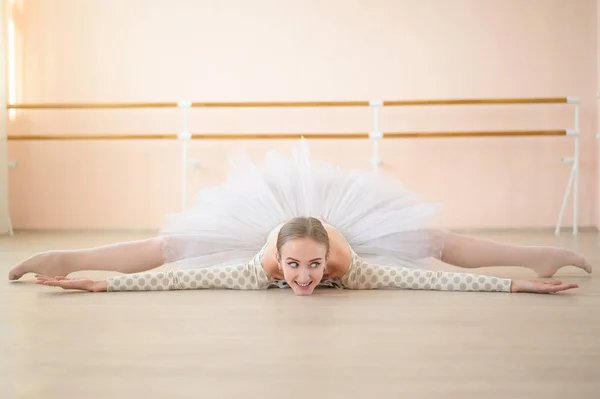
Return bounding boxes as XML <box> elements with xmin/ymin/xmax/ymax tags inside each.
<box><xmin>7</xmin><ymin>130</ymin><xmax>570</xmax><ymax>141</ymax></box>
<box><xmin>6</xmin><ymin>97</ymin><xmax>571</xmax><ymax>109</ymax></box>
<box><xmin>5</xmin><ymin>96</ymin><xmax>580</xmax><ymax>236</ymax></box>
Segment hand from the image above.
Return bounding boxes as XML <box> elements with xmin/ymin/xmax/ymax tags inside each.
<box><xmin>510</xmin><ymin>279</ymin><xmax>579</xmax><ymax>294</ymax></box>
<box><xmin>35</xmin><ymin>275</ymin><xmax>107</xmax><ymax>292</ymax></box>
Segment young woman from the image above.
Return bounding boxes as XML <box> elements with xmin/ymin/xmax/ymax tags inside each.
<box><xmin>9</xmin><ymin>140</ymin><xmax>591</xmax><ymax>295</ymax></box>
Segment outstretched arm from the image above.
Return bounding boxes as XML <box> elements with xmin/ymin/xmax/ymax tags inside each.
<box><xmin>35</xmin><ymin>259</ymin><xmax>273</xmax><ymax>292</ymax></box>
<box><xmin>340</xmin><ymin>257</ymin><xmax>579</xmax><ymax>294</ymax></box>
<box><xmin>107</xmin><ymin>263</ymin><xmax>271</xmax><ymax>292</ymax></box>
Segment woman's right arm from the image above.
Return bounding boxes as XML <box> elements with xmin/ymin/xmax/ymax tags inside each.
<box><xmin>106</xmin><ymin>263</ymin><xmax>270</xmax><ymax>291</ymax></box>
<box><xmin>35</xmin><ymin>259</ymin><xmax>273</xmax><ymax>292</ymax></box>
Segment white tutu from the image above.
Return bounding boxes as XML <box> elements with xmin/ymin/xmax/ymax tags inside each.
<box><xmin>160</xmin><ymin>138</ymin><xmax>444</xmax><ymax>270</ymax></box>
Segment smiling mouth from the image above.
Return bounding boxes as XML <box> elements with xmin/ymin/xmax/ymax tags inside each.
<box><xmin>295</xmin><ymin>281</ymin><xmax>312</xmax><ymax>288</ymax></box>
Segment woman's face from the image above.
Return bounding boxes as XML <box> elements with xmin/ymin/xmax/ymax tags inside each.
<box><xmin>277</xmin><ymin>237</ymin><xmax>328</xmax><ymax>296</ymax></box>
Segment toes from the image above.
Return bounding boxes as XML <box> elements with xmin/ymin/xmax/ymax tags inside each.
<box><xmin>573</xmin><ymin>254</ymin><xmax>592</xmax><ymax>273</ymax></box>
<box><xmin>8</xmin><ymin>265</ymin><xmax>27</xmax><ymax>281</ymax></box>
<box><xmin>575</xmin><ymin>259</ymin><xmax>592</xmax><ymax>274</ymax></box>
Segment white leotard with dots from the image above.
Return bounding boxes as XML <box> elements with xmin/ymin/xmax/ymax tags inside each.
<box><xmin>106</xmin><ymin>245</ymin><xmax>511</xmax><ymax>293</ymax></box>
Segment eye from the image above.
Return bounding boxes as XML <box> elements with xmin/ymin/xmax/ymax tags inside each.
<box><xmin>287</xmin><ymin>262</ymin><xmax>299</xmax><ymax>268</ymax></box>
<box><xmin>311</xmin><ymin>262</ymin><xmax>321</xmax><ymax>268</ymax></box>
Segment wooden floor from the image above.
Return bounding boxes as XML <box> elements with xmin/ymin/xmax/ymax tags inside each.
<box><xmin>1</xmin><ymin>230</ymin><xmax>599</xmax><ymax>399</ymax></box>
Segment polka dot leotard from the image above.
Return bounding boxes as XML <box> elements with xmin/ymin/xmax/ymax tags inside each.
<box><xmin>107</xmin><ymin>247</ymin><xmax>512</xmax><ymax>293</ymax></box>
<box><xmin>339</xmin><ymin>250</ymin><xmax>512</xmax><ymax>292</ymax></box>
<box><xmin>107</xmin><ymin>247</ymin><xmax>272</xmax><ymax>292</ymax></box>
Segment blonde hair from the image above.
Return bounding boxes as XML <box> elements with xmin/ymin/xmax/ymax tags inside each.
<box><xmin>276</xmin><ymin>217</ymin><xmax>330</xmax><ymax>255</ymax></box>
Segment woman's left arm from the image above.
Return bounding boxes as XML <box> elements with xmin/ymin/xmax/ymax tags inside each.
<box><xmin>340</xmin><ymin>260</ymin><xmax>579</xmax><ymax>294</ymax></box>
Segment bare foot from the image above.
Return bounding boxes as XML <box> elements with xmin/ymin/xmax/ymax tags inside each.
<box><xmin>531</xmin><ymin>248</ymin><xmax>592</xmax><ymax>278</ymax></box>
<box><xmin>8</xmin><ymin>251</ymin><xmax>73</xmax><ymax>281</ymax></box>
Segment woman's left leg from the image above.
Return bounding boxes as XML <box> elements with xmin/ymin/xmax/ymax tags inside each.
<box><xmin>433</xmin><ymin>229</ymin><xmax>591</xmax><ymax>277</ymax></box>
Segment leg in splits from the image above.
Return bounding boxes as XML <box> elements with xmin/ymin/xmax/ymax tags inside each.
<box><xmin>8</xmin><ymin>237</ymin><xmax>168</xmax><ymax>280</ymax></box>
<box><xmin>435</xmin><ymin>229</ymin><xmax>591</xmax><ymax>277</ymax></box>
<box><xmin>8</xmin><ymin>230</ymin><xmax>592</xmax><ymax>281</ymax></box>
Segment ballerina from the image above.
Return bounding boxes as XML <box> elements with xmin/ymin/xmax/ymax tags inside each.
<box><xmin>9</xmin><ymin>140</ymin><xmax>591</xmax><ymax>295</ymax></box>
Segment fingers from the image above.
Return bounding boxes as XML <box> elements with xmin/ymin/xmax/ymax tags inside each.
<box><xmin>39</xmin><ymin>279</ymin><xmax>81</xmax><ymax>290</ymax></box>
<box><xmin>539</xmin><ymin>282</ymin><xmax>579</xmax><ymax>293</ymax></box>
<box><xmin>34</xmin><ymin>277</ymin><xmax>64</xmax><ymax>287</ymax></box>
<box><xmin>553</xmin><ymin>283</ymin><xmax>579</xmax><ymax>292</ymax></box>
<box><xmin>519</xmin><ymin>279</ymin><xmax>580</xmax><ymax>294</ymax></box>
<box><xmin>35</xmin><ymin>274</ymin><xmax>68</xmax><ymax>280</ymax></box>
<box><xmin>36</xmin><ymin>279</ymin><xmax>61</xmax><ymax>287</ymax></box>
<box><xmin>544</xmin><ymin>280</ymin><xmax>563</xmax><ymax>286</ymax></box>
<box><xmin>35</xmin><ymin>275</ymin><xmax>69</xmax><ymax>284</ymax></box>
<box><xmin>34</xmin><ymin>275</ymin><xmax>91</xmax><ymax>291</ymax></box>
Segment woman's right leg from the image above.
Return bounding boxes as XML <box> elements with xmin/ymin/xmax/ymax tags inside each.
<box><xmin>8</xmin><ymin>237</ymin><xmax>167</xmax><ymax>280</ymax></box>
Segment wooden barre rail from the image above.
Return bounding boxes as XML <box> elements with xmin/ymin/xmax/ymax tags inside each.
<box><xmin>3</xmin><ymin>96</ymin><xmax>581</xmax><ymax>238</ymax></box>
<box><xmin>5</xmin><ymin>97</ymin><xmax>572</xmax><ymax>109</ymax></box>
<box><xmin>7</xmin><ymin>130</ymin><xmax>568</xmax><ymax>140</ymax></box>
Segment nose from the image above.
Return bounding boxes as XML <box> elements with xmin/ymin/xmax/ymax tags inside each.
<box><xmin>298</xmin><ymin>269</ymin><xmax>310</xmax><ymax>282</ymax></box>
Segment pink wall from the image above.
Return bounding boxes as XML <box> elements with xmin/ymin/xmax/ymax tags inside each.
<box><xmin>597</xmin><ymin>0</ymin><xmax>600</xmax><ymax>230</ymax></box>
<box><xmin>0</xmin><ymin>0</ymin><xmax>10</xmax><ymax>234</ymax></box>
<box><xmin>5</xmin><ymin>0</ymin><xmax>599</xmax><ymax>231</ymax></box>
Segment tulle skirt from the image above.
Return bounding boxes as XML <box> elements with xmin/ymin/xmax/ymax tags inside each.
<box><xmin>159</xmin><ymin>138</ymin><xmax>444</xmax><ymax>270</ymax></box>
